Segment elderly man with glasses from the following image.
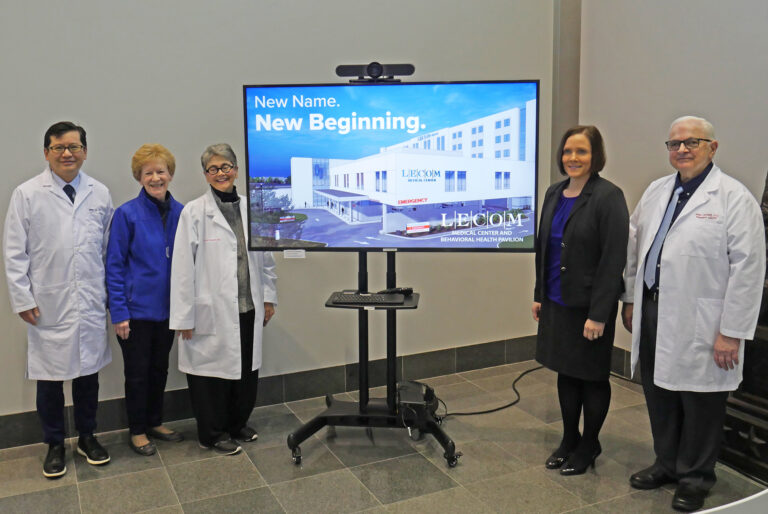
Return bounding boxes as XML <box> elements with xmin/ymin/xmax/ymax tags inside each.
<box><xmin>4</xmin><ymin>121</ymin><xmax>114</xmax><ymax>478</ymax></box>
<box><xmin>621</xmin><ymin>116</ymin><xmax>764</xmax><ymax>511</ymax></box>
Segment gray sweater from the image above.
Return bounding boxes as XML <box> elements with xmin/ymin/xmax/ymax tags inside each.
<box><xmin>212</xmin><ymin>192</ymin><xmax>255</xmax><ymax>314</ymax></box>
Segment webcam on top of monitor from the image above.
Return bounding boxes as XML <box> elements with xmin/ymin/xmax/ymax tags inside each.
<box><xmin>336</xmin><ymin>62</ymin><xmax>415</xmax><ymax>83</ymax></box>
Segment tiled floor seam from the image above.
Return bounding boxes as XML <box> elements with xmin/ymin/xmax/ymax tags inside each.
<box><xmin>457</xmin><ymin>481</ymin><xmax>514</xmax><ymax>513</ymax></box>
<box><xmin>158</xmin><ymin>458</ymin><xmax>183</xmax><ymax>512</ymax></box>
<box><xmin>345</xmin><ymin>451</ymin><xmax>422</xmax><ymax>471</ymax></box>
<box><xmin>163</xmin><ymin>450</ymin><xmax>242</xmax><ymax>469</ymax></box>
<box><xmin>178</xmin><ymin>484</ymin><xmax>267</xmax><ymax>510</ymax></box>
<box><xmin>73</xmin><ymin>452</ymin><xmax>84</xmax><ymax>514</ymax></box>
<box><xmin>543</xmin><ymin>471</ymin><xmax>593</xmax><ymax>510</ymax></box>
<box><xmin>347</xmin><ymin>466</ymin><xmax>386</xmax><ymax>510</ymax></box>
<box><xmin>381</xmin><ymin>482</ymin><xmax>476</xmax><ymax>511</ymax></box>
<box><xmin>263</xmin><ymin>464</ymin><xmax>347</xmax><ymax>487</ymax></box>
<box><xmin>570</xmin><ymin>487</ymin><xmax>674</xmax><ymax>513</ymax></box>
<box><xmin>264</xmin><ymin>481</ymin><xmax>290</xmax><ymax>513</ymax></box>
<box><xmin>580</xmin><ymin>489</ymin><xmax>643</xmax><ymax>509</ymax></box>
<box><xmin>265</xmin><ymin>468</ymin><xmax>375</xmax><ymax>511</ymax></box>
<box><xmin>466</xmin><ymin>483</ymin><xmax>500</xmax><ymax>513</ymax></box>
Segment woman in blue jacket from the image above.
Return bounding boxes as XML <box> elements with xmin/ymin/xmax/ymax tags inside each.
<box><xmin>106</xmin><ymin>144</ymin><xmax>184</xmax><ymax>455</ymax></box>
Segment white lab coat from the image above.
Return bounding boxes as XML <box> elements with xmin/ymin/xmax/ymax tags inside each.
<box><xmin>169</xmin><ymin>190</ymin><xmax>277</xmax><ymax>380</ymax></box>
<box><xmin>623</xmin><ymin>165</ymin><xmax>765</xmax><ymax>392</ymax></box>
<box><xmin>3</xmin><ymin>168</ymin><xmax>113</xmax><ymax>380</ymax></box>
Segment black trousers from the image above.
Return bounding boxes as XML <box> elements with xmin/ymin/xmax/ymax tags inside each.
<box><xmin>640</xmin><ymin>291</ymin><xmax>729</xmax><ymax>492</ymax></box>
<box><xmin>186</xmin><ymin>310</ymin><xmax>258</xmax><ymax>446</ymax></box>
<box><xmin>117</xmin><ymin>319</ymin><xmax>175</xmax><ymax>435</ymax></box>
<box><xmin>37</xmin><ymin>372</ymin><xmax>99</xmax><ymax>445</ymax></box>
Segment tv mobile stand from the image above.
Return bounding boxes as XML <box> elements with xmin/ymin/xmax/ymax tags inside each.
<box><xmin>286</xmin><ymin>252</ymin><xmax>460</xmax><ymax>467</ymax></box>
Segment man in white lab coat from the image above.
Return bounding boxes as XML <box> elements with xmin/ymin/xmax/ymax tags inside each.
<box><xmin>3</xmin><ymin>122</ymin><xmax>114</xmax><ymax>478</ymax></box>
<box><xmin>621</xmin><ymin>116</ymin><xmax>765</xmax><ymax>512</ymax></box>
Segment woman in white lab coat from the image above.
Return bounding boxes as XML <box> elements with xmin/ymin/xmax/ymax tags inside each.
<box><xmin>170</xmin><ymin>143</ymin><xmax>277</xmax><ymax>455</ymax></box>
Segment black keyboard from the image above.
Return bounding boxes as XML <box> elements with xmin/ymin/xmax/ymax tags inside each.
<box><xmin>331</xmin><ymin>292</ymin><xmax>405</xmax><ymax>305</ymax></box>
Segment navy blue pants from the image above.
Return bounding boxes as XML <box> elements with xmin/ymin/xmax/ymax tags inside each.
<box><xmin>37</xmin><ymin>372</ymin><xmax>99</xmax><ymax>444</ymax></box>
<box><xmin>117</xmin><ymin>319</ymin><xmax>175</xmax><ymax>435</ymax></box>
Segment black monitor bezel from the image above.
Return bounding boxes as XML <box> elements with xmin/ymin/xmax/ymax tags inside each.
<box><xmin>242</xmin><ymin>79</ymin><xmax>540</xmax><ymax>253</ymax></box>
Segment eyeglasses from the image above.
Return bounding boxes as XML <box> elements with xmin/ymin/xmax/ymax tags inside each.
<box><xmin>205</xmin><ymin>163</ymin><xmax>236</xmax><ymax>175</ymax></box>
<box><xmin>664</xmin><ymin>138</ymin><xmax>712</xmax><ymax>151</ymax></box>
<box><xmin>48</xmin><ymin>144</ymin><xmax>85</xmax><ymax>154</ymax></box>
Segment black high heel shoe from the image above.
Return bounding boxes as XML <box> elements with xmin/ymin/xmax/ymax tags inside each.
<box><xmin>545</xmin><ymin>447</ymin><xmax>570</xmax><ymax>469</ymax></box>
<box><xmin>545</xmin><ymin>437</ymin><xmax>580</xmax><ymax>469</ymax></box>
<box><xmin>560</xmin><ymin>442</ymin><xmax>602</xmax><ymax>476</ymax></box>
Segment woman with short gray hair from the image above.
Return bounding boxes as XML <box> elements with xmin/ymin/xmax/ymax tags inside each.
<box><xmin>170</xmin><ymin>143</ymin><xmax>278</xmax><ymax>455</ymax></box>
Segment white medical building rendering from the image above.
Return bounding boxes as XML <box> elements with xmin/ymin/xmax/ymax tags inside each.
<box><xmin>286</xmin><ymin>100</ymin><xmax>536</xmax><ymax>234</ymax></box>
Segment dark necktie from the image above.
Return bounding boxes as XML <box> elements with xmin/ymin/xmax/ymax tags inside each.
<box><xmin>63</xmin><ymin>184</ymin><xmax>76</xmax><ymax>204</ymax></box>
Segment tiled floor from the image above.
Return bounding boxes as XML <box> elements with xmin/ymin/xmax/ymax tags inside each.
<box><xmin>0</xmin><ymin>361</ymin><xmax>764</xmax><ymax>513</ymax></box>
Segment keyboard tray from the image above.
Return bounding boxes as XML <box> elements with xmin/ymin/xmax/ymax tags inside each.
<box><xmin>330</xmin><ymin>292</ymin><xmax>405</xmax><ymax>305</ymax></box>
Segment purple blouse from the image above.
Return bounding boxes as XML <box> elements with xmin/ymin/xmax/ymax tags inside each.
<box><xmin>546</xmin><ymin>193</ymin><xmax>578</xmax><ymax>305</ymax></box>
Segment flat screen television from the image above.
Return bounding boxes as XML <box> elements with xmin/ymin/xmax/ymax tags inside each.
<box><xmin>243</xmin><ymin>80</ymin><xmax>538</xmax><ymax>251</ymax></box>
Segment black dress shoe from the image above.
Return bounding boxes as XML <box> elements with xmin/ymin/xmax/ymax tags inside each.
<box><xmin>43</xmin><ymin>443</ymin><xmax>66</xmax><ymax>478</ymax></box>
<box><xmin>129</xmin><ymin>437</ymin><xmax>157</xmax><ymax>456</ymax></box>
<box><xmin>147</xmin><ymin>427</ymin><xmax>184</xmax><ymax>442</ymax></box>
<box><xmin>545</xmin><ymin>450</ymin><xmax>568</xmax><ymax>470</ymax></box>
<box><xmin>77</xmin><ymin>435</ymin><xmax>110</xmax><ymax>465</ymax></box>
<box><xmin>630</xmin><ymin>465</ymin><xmax>677</xmax><ymax>490</ymax></box>
<box><xmin>233</xmin><ymin>426</ymin><xmax>258</xmax><ymax>442</ymax></box>
<box><xmin>672</xmin><ymin>483</ymin><xmax>707</xmax><ymax>512</ymax></box>
<box><xmin>545</xmin><ymin>436</ymin><xmax>580</xmax><ymax>469</ymax></box>
<box><xmin>199</xmin><ymin>438</ymin><xmax>241</xmax><ymax>455</ymax></box>
<box><xmin>560</xmin><ymin>442</ymin><xmax>602</xmax><ymax>476</ymax></box>
<box><xmin>545</xmin><ymin>445</ymin><xmax>573</xmax><ymax>469</ymax></box>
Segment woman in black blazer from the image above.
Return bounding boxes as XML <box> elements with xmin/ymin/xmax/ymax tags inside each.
<box><xmin>532</xmin><ymin>126</ymin><xmax>629</xmax><ymax>475</ymax></box>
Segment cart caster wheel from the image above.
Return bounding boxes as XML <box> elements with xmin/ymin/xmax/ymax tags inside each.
<box><xmin>291</xmin><ymin>447</ymin><xmax>302</xmax><ymax>465</ymax></box>
<box><xmin>445</xmin><ymin>451</ymin><xmax>462</xmax><ymax>468</ymax></box>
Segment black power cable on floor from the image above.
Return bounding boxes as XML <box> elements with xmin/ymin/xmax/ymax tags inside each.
<box><xmin>439</xmin><ymin>365</ymin><xmax>639</xmax><ymax>418</ymax></box>
<box><xmin>441</xmin><ymin>364</ymin><xmax>544</xmax><ymax>417</ymax></box>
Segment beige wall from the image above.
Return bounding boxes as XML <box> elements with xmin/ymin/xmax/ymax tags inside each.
<box><xmin>0</xmin><ymin>0</ymin><xmax>553</xmax><ymax>415</ymax></box>
<box><xmin>580</xmin><ymin>0</ymin><xmax>768</xmax><ymax>350</ymax></box>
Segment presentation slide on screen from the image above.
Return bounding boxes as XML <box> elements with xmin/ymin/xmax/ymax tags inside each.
<box><xmin>243</xmin><ymin>81</ymin><xmax>538</xmax><ymax>251</ymax></box>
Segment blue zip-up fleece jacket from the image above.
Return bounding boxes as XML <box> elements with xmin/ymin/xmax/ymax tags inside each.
<box><xmin>106</xmin><ymin>189</ymin><xmax>184</xmax><ymax>323</ymax></box>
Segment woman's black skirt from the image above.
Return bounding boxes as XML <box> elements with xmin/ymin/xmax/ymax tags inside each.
<box><xmin>535</xmin><ymin>297</ymin><xmax>617</xmax><ymax>381</ymax></box>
